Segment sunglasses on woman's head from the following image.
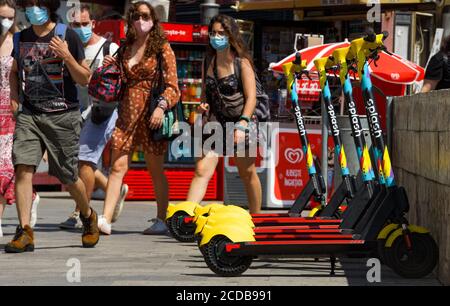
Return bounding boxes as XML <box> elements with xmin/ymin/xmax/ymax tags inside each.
<box><xmin>132</xmin><ymin>12</ymin><xmax>152</xmax><ymax>21</ymax></box>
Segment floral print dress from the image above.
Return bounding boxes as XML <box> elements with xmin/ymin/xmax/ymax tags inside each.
<box><xmin>111</xmin><ymin>43</ymin><xmax>180</xmax><ymax>156</ymax></box>
<box><xmin>0</xmin><ymin>55</ymin><xmax>15</xmax><ymax>204</ymax></box>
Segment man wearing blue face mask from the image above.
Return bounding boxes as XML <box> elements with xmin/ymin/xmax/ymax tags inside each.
<box><xmin>6</xmin><ymin>0</ymin><xmax>99</xmax><ymax>253</ymax></box>
<box><xmin>59</xmin><ymin>4</ymin><xmax>127</xmax><ymax>233</ymax></box>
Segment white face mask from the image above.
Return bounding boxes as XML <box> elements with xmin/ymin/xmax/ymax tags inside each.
<box><xmin>0</xmin><ymin>18</ymin><xmax>13</xmax><ymax>36</ymax></box>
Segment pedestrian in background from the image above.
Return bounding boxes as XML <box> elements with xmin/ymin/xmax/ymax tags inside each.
<box><xmin>422</xmin><ymin>35</ymin><xmax>450</xmax><ymax>92</ymax></box>
<box><xmin>59</xmin><ymin>4</ymin><xmax>128</xmax><ymax>233</ymax></box>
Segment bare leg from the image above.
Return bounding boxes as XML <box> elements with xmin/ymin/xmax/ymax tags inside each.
<box><xmin>186</xmin><ymin>151</ymin><xmax>219</xmax><ymax>203</ymax></box>
<box><xmin>79</xmin><ymin>161</ymin><xmax>96</xmax><ymax>202</ymax></box>
<box><xmin>94</xmin><ymin>169</ymin><xmax>108</xmax><ymax>191</ymax></box>
<box><xmin>0</xmin><ymin>195</ymin><xmax>6</xmax><ymax>219</ymax></box>
<box><xmin>144</xmin><ymin>153</ymin><xmax>168</xmax><ymax>220</ymax></box>
<box><xmin>103</xmin><ymin>151</ymin><xmax>129</xmax><ymax>223</ymax></box>
<box><xmin>14</xmin><ymin>165</ymin><xmax>34</xmax><ymax>227</ymax></box>
<box><xmin>66</xmin><ymin>178</ymin><xmax>91</xmax><ymax>218</ymax></box>
<box><xmin>234</xmin><ymin>157</ymin><xmax>262</xmax><ymax>214</ymax></box>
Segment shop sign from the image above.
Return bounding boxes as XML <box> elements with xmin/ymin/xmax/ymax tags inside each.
<box><xmin>161</xmin><ymin>23</ymin><xmax>209</xmax><ymax>44</ymax></box>
<box><xmin>269</xmin><ymin>128</ymin><xmax>333</xmax><ymax>207</ymax></box>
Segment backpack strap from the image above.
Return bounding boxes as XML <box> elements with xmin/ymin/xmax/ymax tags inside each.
<box><xmin>89</xmin><ymin>39</ymin><xmax>109</xmax><ymax>69</ymax></box>
<box><xmin>13</xmin><ymin>31</ymin><xmax>23</xmax><ymax>104</ymax></box>
<box><xmin>102</xmin><ymin>40</ymin><xmax>112</xmax><ymax>57</ymax></box>
<box><xmin>13</xmin><ymin>32</ymin><xmax>20</xmax><ymax>62</ymax></box>
<box><xmin>55</xmin><ymin>23</ymin><xmax>67</xmax><ymax>40</ymax></box>
<box><xmin>233</xmin><ymin>57</ymin><xmax>243</xmax><ymax>92</ymax></box>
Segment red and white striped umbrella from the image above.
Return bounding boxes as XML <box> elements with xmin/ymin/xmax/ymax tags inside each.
<box><xmin>269</xmin><ymin>41</ymin><xmax>425</xmax><ymax>85</ymax></box>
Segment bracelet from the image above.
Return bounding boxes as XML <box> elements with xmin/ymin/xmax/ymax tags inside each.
<box><xmin>239</xmin><ymin>115</ymin><xmax>251</xmax><ymax>123</ymax></box>
<box><xmin>157</xmin><ymin>97</ymin><xmax>168</xmax><ymax>111</ymax></box>
<box><xmin>235</xmin><ymin>123</ymin><xmax>249</xmax><ymax>132</ymax></box>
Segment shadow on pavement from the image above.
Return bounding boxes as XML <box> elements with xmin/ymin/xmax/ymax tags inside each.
<box><xmin>35</xmin><ymin>245</ymin><xmax>82</xmax><ymax>250</ymax></box>
<box><xmin>182</xmin><ymin>272</ymin><xmax>347</xmax><ymax>278</ymax></box>
<box><xmin>34</xmin><ymin>224</ymin><xmax>80</xmax><ymax>234</ymax></box>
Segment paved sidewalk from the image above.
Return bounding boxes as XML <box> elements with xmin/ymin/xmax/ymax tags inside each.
<box><xmin>0</xmin><ymin>193</ymin><xmax>441</xmax><ymax>286</ymax></box>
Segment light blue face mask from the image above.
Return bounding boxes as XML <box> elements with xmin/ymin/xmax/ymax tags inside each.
<box><xmin>26</xmin><ymin>6</ymin><xmax>49</xmax><ymax>26</ymax></box>
<box><xmin>73</xmin><ymin>25</ymin><xmax>93</xmax><ymax>44</ymax></box>
<box><xmin>210</xmin><ymin>36</ymin><xmax>229</xmax><ymax>52</ymax></box>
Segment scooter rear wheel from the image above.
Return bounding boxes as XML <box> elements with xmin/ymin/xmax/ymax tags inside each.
<box><xmin>204</xmin><ymin>235</ymin><xmax>252</xmax><ymax>277</ymax></box>
<box><xmin>384</xmin><ymin>233</ymin><xmax>438</xmax><ymax>278</ymax></box>
<box><xmin>169</xmin><ymin>211</ymin><xmax>196</xmax><ymax>242</ymax></box>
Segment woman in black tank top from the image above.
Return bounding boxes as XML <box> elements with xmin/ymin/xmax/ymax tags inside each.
<box><xmin>185</xmin><ymin>14</ymin><xmax>262</xmax><ymax>214</ymax></box>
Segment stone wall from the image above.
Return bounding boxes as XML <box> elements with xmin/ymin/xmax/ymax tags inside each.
<box><xmin>392</xmin><ymin>89</ymin><xmax>450</xmax><ymax>285</ymax></box>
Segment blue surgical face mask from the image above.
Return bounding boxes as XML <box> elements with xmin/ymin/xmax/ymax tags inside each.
<box><xmin>73</xmin><ymin>25</ymin><xmax>92</xmax><ymax>44</ymax></box>
<box><xmin>210</xmin><ymin>36</ymin><xmax>229</xmax><ymax>52</ymax></box>
<box><xmin>26</xmin><ymin>6</ymin><xmax>49</xmax><ymax>26</ymax></box>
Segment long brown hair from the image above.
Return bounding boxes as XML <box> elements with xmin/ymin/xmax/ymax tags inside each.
<box><xmin>125</xmin><ymin>1</ymin><xmax>167</xmax><ymax>58</ymax></box>
<box><xmin>0</xmin><ymin>0</ymin><xmax>18</xmax><ymax>34</ymax></box>
<box><xmin>207</xmin><ymin>14</ymin><xmax>254</xmax><ymax>70</ymax></box>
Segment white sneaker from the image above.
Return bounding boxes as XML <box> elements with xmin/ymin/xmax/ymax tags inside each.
<box><xmin>98</xmin><ymin>215</ymin><xmax>112</xmax><ymax>235</ymax></box>
<box><xmin>30</xmin><ymin>194</ymin><xmax>40</xmax><ymax>228</ymax></box>
<box><xmin>112</xmin><ymin>184</ymin><xmax>128</xmax><ymax>223</ymax></box>
<box><xmin>143</xmin><ymin>218</ymin><xmax>168</xmax><ymax>235</ymax></box>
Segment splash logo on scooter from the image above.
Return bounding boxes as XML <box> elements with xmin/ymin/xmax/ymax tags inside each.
<box><xmin>294</xmin><ymin>105</ymin><xmax>307</xmax><ymax>136</ymax></box>
<box><xmin>365</xmin><ymin>98</ymin><xmax>383</xmax><ymax>139</ymax></box>
<box><xmin>327</xmin><ymin>104</ymin><xmax>340</xmax><ymax>137</ymax></box>
<box><xmin>348</xmin><ymin>100</ymin><xmax>363</xmax><ymax>137</ymax></box>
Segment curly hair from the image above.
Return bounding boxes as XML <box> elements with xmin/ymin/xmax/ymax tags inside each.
<box><xmin>125</xmin><ymin>1</ymin><xmax>167</xmax><ymax>58</ymax></box>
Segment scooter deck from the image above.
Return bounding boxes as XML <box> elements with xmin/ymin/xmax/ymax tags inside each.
<box><xmin>254</xmin><ymin>234</ymin><xmax>354</xmax><ymax>240</ymax></box>
<box><xmin>225</xmin><ymin>239</ymin><xmax>370</xmax><ymax>257</ymax></box>
<box><xmin>253</xmin><ymin>217</ymin><xmax>341</xmax><ymax>225</ymax></box>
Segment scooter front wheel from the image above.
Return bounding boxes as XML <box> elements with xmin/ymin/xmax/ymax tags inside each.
<box><xmin>384</xmin><ymin>233</ymin><xmax>438</xmax><ymax>278</ymax></box>
<box><xmin>168</xmin><ymin>211</ymin><xmax>196</xmax><ymax>242</ymax></box>
<box><xmin>204</xmin><ymin>235</ymin><xmax>252</xmax><ymax>277</ymax></box>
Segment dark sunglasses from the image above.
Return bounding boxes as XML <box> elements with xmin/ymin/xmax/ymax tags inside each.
<box><xmin>132</xmin><ymin>12</ymin><xmax>152</xmax><ymax>22</ymax></box>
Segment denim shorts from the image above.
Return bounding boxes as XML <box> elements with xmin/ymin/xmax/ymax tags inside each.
<box><xmin>78</xmin><ymin>109</ymin><xmax>118</xmax><ymax>166</ymax></box>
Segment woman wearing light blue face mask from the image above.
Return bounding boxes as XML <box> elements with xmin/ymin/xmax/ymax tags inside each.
<box><xmin>186</xmin><ymin>14</ymin><xmax>262</xmax><ymax>214</ymax></box>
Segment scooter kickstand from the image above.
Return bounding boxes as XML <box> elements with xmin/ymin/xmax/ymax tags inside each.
<box><xmin>330</xmin><ymin>256</ymin><xmax>336</xmax><ymax>276</ymax></box>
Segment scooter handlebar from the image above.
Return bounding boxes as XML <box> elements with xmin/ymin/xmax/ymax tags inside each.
<box><xmin>363</xmin><ymin>28</ymin><xmax>376</xmax><ymax>43</ymax></box>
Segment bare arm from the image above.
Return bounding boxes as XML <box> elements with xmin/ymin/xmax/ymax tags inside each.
<box><xmin>65</xmin><ymin>57</ymin><xmax>91</xmax><ymax>86</ymax></box>
<box><xmin>240</xmin><ymin>58</ymin><xmax>257</xmax><ymax>122</ymax></box>
<box><xmin>421</xmin><ymin>79</ymin><xmax>439</xmax><ymax>93</ymax></box>
<box><xmin>9</xmin><ymin>59</ymin><xmax>20</xmax><ymax>115</ymax></box>
<box><xmin>49</xmin><ymin>36</ymin><xmax>91</xmax><ymax>86</ymax></box>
